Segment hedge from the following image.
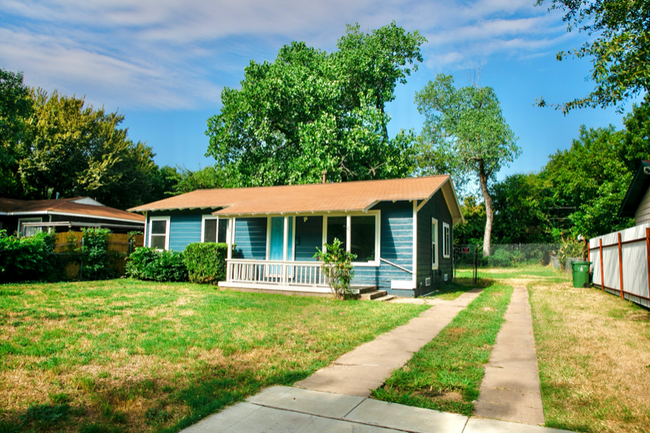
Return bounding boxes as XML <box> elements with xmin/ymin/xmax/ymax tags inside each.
<box><xmin>183</xmin><ymin>242</ymin><xmax>228</xmax><ymax>284</ymax></box>
<box><xmin>0</xmin><ymin>230</ymin><xmax>62</xmax><ymax>283</ymax></box>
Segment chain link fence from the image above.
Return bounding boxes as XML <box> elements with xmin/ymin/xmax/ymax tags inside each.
<box><xmin>453</xmin><ymin>243</ymin><xmax>582</xmax><ymax>280</ymax></box>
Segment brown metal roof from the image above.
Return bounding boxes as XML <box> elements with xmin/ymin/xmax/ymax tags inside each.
<box><xmin>129</xmin><ymin>176</ymin><xmax>462</xmax><ymax>223</ymax></box>
<box><xmin>0</xmin><ymin>197</ymin><xmax>144</xmax><ymax>223</ymax></box>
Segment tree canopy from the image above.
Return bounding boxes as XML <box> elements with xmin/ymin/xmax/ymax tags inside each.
<box><xmin>414</xmin><ymin>73</ymin><xmax>520</xmax><ymax>255</ymax></box>
<box><xmin>0</xmin><ymin>69</ymin><xmax>33</xmax><ymax>196</ymax></box>
<box><xmin>206</xmin><ymin>22</ymin><xmax>425</xmax><ymax>187</ymax></box>
<box><xmin>0</xmin><ymin>85</ymin><xmax>168</xmax><ymax>209</ymax></box>
<box><xmin>537</xmin><ymin>0</ymin><xmax>650</xmax><ymax>113</ymax></box>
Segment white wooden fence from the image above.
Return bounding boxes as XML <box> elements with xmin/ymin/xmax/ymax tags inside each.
<box><xmin>589</xmin><ymin>224</ymin><xmax>650</xmax><ymax>308</ymax></box>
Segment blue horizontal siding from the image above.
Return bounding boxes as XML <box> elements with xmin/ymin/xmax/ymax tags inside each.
<box><xmin>169</xmin><ymin>215</ymin><xmax>202</xmax><ymax>252</ymax></box>
<box><xmin>351</xmin><ymin>202</ymin><xmax>414</xmax><ymax>296</ymax></box>
<box><xmin>234</xmin><ymin>217</ymin><xmax>267</xmax><ymax>259</ymax></box>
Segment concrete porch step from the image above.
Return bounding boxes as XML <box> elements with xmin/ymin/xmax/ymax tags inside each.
<box><xmin>359</xmin><ymin>289</ymin><xmax>388</xmax><ymax>301</ymax></box>
<box><xmin>374</xmin><ymin>294</ymin><xmax>396</xmax><ymax>302</ymax></box>
<box><xmin>350</xmin><ymin>285</ymin><xmax>377</xmax><ymax>295</ymax></box>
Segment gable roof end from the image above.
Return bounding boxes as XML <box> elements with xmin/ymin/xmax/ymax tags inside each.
<box><xmin>618</xmin><ymin>160</ymin><xmax>650</xmax><ymax>218</ymax></box>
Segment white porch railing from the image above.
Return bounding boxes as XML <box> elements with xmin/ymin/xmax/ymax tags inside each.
<box><xmin>226</xmin><ymin>259</ymin><xmax>329</xmax><ymax>287</ymax></box>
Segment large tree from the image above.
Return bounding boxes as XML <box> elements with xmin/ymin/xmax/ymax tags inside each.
<box><xmin>414</xmin><ymin>74</ymin><xmax>520</xmax><ymax>256</ymax></box>
<box><xmin>0</xmin><ymin>69</ymin><xmax>33</xmax><ymax>196</ymax></box>
<box><xmin>537</xmin><ymin>0</ymin><xmax>650</xmax><ymax>113</ymax></box>
<box><xmin>13</xmin><ymin>89</ymin><xmax>163</xmax><ymax>209</ymax></box>
<box><xmin>206</xmin><ymin>22</ymin><xmax>425</xmax><ymax>187</ymax></box>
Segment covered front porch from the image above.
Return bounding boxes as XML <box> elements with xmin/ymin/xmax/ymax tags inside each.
<box><xmin>216</xmin><ymin>211</ymin><xmax>398</xmax><ymax>299</ymax></box>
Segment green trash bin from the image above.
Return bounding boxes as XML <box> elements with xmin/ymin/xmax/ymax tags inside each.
<box><xmin>572</xmin><ymin>261</ymin><xmax>592</xmax><ymax>288</ymax></box>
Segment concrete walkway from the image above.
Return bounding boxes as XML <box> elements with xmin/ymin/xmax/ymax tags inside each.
<box><xmin>182</xmin><ymin>386</ymin><xmax>570</xmax><ymax>433</ymax></box>
<box><xmin>474</xmin><ymin>286</ymin><xmax>545</xmax><ymax>425</ymax></box>
<box><xmin>294</xmin><ymin>288</ymin><xmax>483</xmax><ymax>397</ymax></box>
<box><xmin>181</xmin><ymin>287</ymin><xmax>567</xmax><ymax>433</ymax></box>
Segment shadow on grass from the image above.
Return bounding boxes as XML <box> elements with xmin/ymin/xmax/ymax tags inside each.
<box><xmin>163</xmin><ymin>366</ymin><xmax>311</xmax><ymax>432</ymax></box>
<box><xmin>0</xmin><ymin>366</ymin><xmax>312</xmax><ymax>433</ymax></box>
<box><xmin>423</xmin><ymin>280</ymin><xmax>489</xmax><ymax>301</ymax></box>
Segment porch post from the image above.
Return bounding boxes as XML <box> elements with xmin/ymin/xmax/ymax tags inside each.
<box><xmin>283</xmin><ymin>216</ymin><xmax>289</xmax><ymax>262</ymax></box>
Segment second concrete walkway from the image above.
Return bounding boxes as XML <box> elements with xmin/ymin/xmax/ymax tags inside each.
<box><xmin>474</xmin><ymin>285</ymin><xmax>545</xmax><ymax>425</ymax></box>
<box><xmin>295</xmin><ymin>288</ymin><xmax>483</xmax><ymax>397</ymax></box>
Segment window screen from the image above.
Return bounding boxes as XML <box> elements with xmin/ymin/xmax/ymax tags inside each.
<box><xmin>204</xmin><ymin>219</ymin><xmax>217</xmax><ymax>242</ymax></box>
<box><xmin>351</xmin><ymin>216</ymin><xmax>376</xmax><ymax>262</ymax></box>
<box><xmin>432</xmin><ymin>218</ymin><xmax>438</xmax><ymax>267</ymax></box>
<box><xmin>151</xmin><ymin>219</ymin><xmax>167</xmax><ymax>250</ymax></box>
<box><xmin>327</xmin><ymin>216</ymin><xmax>346</xmax><ymax>250</ymax></box>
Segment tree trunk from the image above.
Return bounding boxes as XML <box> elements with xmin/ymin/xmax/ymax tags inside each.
<box><xmin>478</xmin><ymin>161</ymin><xmax>493</xmax><ymax>257</ymax></box>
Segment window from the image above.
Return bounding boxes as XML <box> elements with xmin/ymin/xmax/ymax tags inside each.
<box><xmin>18</xmin><ymin>218</ymin><xmax>42</xmax><ymax>237</ymax></box>
<box><xmin>202</xmin><ymin>216</ymin><xmax>228</xmax><ymax>243</ymax></box>
<box><xmin>149</xmin><ymin>217</ymin><xmax>170</xmax><ymax>250</ymax></box>
<box><xmin>432</xmin><ymin>218</ymin><xmax>438</xmax><ymax>269</ymax></box>
<box><xmin>443</xmin><ymin>223</ymin><xmax>450</xmax><ymax>258</ymax></box>
<box><xmin>351</xmin><ymin>215</ymin><xmax>376</xmax><ymax>262</ymax></box>
<box><xmin>323</xmin><ymin>213</ymin><xmax>379</xmax><ymax>266</ymax></box>
<box><xmin>326</xmin><ymin>216</ymin><xmax>347</xmax><ymax>250</ymax></box>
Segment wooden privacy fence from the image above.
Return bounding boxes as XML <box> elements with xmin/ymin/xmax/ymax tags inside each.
<box><xmin>53</xmin><ymin>232</ymin><xmax>144</xmax><ymax>280</ymax></box>
<box><xmin>589</xmin><ymin>224</ymin><xmax>650</xmax><ymax>309</ymax></box>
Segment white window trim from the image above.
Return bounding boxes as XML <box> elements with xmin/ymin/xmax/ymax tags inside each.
<box><xmin>322</xmin><ymin>211</ymin><xmax>381</xmax><ymax>267</ymax></box>
<box><xmin>443</xmin><ymin>222</ymin><xmax>450</xmax><ymax>259</ymax></box>
<box><xmin>201</xmin><ymin>215</ymin><xmax>230</xmax><ymax>244</ymax></box>
<box><xmin>18</xmin><ymin>217</ymin><xmax>42</xmax><ymax>237</ymax></box>
<box><xmin>265</xmin><ymin>216</ymin><xmax>296</xmax><ymax>261</ymax></box>
<box><xmin>201</xmin><ymin>215</ymin><xmax>217</xmax><ymax>243</ymax></box>
<box><xmin>148</xmin><ymin>216</ymin><xmax>170</xmax><ymax>251</ymax></box>
<box><xmin>432</xmin><ymin>217</ymin><xmax>439</xmax><ymax>270</ymax></box>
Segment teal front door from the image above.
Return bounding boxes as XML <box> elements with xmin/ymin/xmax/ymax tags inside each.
<box><xmin>269</xmin><ymin>217</ymin><xmax>293</xmax><ymax>277</ymax></box>
<box><xmin>270</xmin><ymin>217</ymin><xmax>284</xmax><ymax>261</ymax></box>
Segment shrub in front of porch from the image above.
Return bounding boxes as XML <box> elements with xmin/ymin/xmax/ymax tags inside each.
<box><xmin>315</xmin><ymin>238</ymin><xmax>356</xmax><ymax>300</ymax></box>
<box><xmin>126</xmin><ymin>247</ymin><xmax>188</xmax><ymax>282</ymax></box>
<box><xmin>183</xmin><ymin>242</ymin><xmax>228</xmax><ymax>284</ymax></box>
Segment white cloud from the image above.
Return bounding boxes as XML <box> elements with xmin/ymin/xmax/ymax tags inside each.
<box><xmin>0</xmin><ymin>0</ymin><xmax>580</xmax><ymax>110</ymax></box>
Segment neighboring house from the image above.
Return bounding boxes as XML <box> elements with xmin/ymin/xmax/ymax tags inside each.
<box><xmin>618</xmin><ymin>160</ymin><xmax>650</xmax><ymax>226</ymax></box>
<box><xmin>0</xmin><ymin>197</ymin><xmax>145</xmax><ymax>236</ymax></box>
<box><xmin>129</xmin><ymin>176</ymin><xmax>463</xmax><ymax>297</ymax></box>
<box><xmin>589</xmin><ymin>160</ymin><xmax>650</xmax><ymax>308</ymax></box>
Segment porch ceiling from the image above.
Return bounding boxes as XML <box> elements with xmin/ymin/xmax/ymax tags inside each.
<box><xmin>128</xmin><ymin>176</ymin><xmax>453</xmax><ymax>216</ymax></box>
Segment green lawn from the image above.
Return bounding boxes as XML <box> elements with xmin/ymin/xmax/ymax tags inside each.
<box><xmin>0</xmin><ymin>279</ymin><xmax>427</xmax><ymax>432</ymax></box>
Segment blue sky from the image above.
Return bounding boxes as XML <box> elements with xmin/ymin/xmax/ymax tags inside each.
<box><xmin>0</xmin><ymin>0</ymin><xmax>636</xmax><ymax>181</ymax></box>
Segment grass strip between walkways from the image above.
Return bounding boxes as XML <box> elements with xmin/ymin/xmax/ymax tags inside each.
<box><xmin>0</xmin><ymin>279</ymin><xmax>428</xmax><ymax>433</ymax></box>
<box><xmin>372</xmin><ymin>281</ymin><xmax>513</xmax><ymax>415</ymax></box>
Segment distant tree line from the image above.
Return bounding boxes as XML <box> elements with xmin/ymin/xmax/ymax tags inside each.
<box><xmin>0</xmin><ymin>68</ymin><xmax>227</xmax><ymax>209</ymax></box>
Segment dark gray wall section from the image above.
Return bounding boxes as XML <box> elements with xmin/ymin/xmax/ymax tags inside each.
<box><xmin>295</xmin><ymin>216</ymin><xmax>322</xmax><ymax>261</ymax></box>
<box><xmin>234</xmin><ymin>217</ymin><xmax>267</xmax><ymax>259</ymax></box>
<box><xmin>416</xmin><ymin>190</ymin><xmax>453</xmax><ymax>297</ymax></box>
<box><xmin>352</xmin><ymin>201</ymin><xmax>414</xmax><ymax>296</ymax></box>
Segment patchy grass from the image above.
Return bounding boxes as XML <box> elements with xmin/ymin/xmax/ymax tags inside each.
<box><xmin>456</xmin><ymin>263</ymin><xmax>569</xmax><ymax>282</ymax></box>
<box><xmin>529</xmin><ymin>279</ymin><xmax>650</xmax><ymax>433</ymax></box>
<box><xmin>0</xmin><ymin>279</ymin><xmax>427</xmax><ymax>432</ymax></box>
<box><xmin>372</xmin><ymin>281</ymin><xmax>512</xmax><ymax>415</ymax></box>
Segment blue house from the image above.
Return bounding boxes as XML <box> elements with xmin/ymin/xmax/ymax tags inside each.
<box><xmin>129</xmin><ymin>176</ymin><xmax>463</xmax><ymax>297</ymax></box>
